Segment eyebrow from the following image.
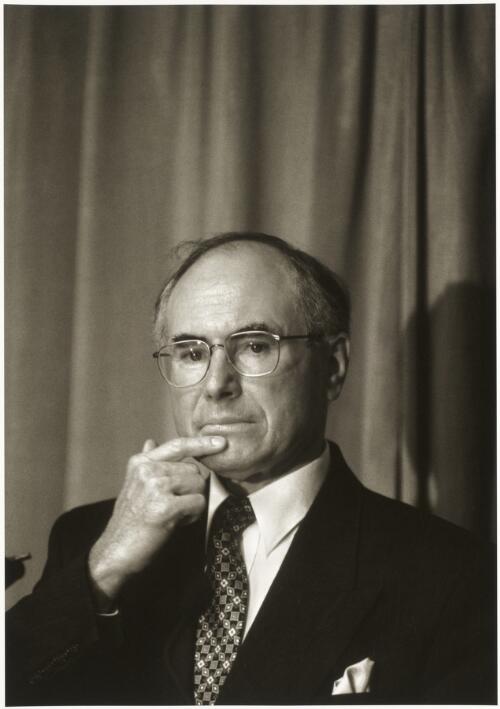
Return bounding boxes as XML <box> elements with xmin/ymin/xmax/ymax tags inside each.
<box><xmin>171</xmin><ymin>333</ymin><xmax>205</xmax><ymax>342</ymax></box>
<box><xmin>170</xmin><ymin>323</ymin><xmax>276</xmax><ymax>342</ymax></box>
<box><xmin>239</xmin><ymin>322</ymin><xmax>274</xmax><ymax>332</ymax></box>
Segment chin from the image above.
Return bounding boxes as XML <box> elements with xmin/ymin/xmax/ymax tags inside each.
<box><xmin>198</xmin><ymin>442</ymin><xmax>262</xmax><ymax>480</ymax></box>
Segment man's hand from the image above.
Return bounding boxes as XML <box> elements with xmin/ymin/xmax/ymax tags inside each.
<box><xmin>88</xmin><ymin>435</ymin><xmax>226</xmax><ymax>607</ymax></box>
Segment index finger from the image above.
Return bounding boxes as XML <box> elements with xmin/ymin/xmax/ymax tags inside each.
<box><xmin>144</xmin><ymin>436</ymin><xmax>227</xmax><ymax>462</ymax></box>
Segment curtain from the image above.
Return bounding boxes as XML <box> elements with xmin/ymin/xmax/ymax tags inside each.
<box><xmin>6</xmin><ymin>5</ymin><xmax>495</xmax><ymax>607</ymax></box>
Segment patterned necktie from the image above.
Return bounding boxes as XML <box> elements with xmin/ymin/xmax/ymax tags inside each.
<box><xmin>194</xmin><ymin>495</ymin><xmax>256</xmax><ymax>705</ymax></box>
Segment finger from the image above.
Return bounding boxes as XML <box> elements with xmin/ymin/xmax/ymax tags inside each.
<box><xmin>134</xmin><ymin>461</ymin><xmax>202</xmax><ymax>483</ymax></box>
<box><xmin>171</xmin><ymin>493</ymin><xmax>207</xmax><ymax>523</ymax></box>
<box><xmin>183</xmin><ymin>456</ymin><xmax>211</xmax><ymax>481</ymax></box>
<box><xmin>145</xmin><ymin>436</ymin><xmax>226</xmax><ymax>463</ymax></box>
<box><xmin>162</xmin><ymin>468</ymin><xmax>207</xmax><ymax>495</ymax></box>
<box><xmin>127</xmin><ymin>456</ymin><xmax>205</xmax><ymax>483</ymax></box>
<box><xmin>142</xmin><ymin>439</ymin><xmax>157</xmax><ymax>454</ymax></box>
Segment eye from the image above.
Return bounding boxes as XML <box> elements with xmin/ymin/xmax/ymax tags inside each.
<box><xmin>241</xmin><ymin>336</ymin><xmax>273</xmax><ymax>356</ymax></box>
<box><xmin>249</xmin><ymin>341</ymin><xmax>267</xmax><ymax>354</ymax></box>
<box><xmin>175</xmin><ymin>342</ymin><xmax>207</xmax><ymax>363</ymax></box>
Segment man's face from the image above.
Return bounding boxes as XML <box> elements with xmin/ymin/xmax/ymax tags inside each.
<box><xmin>162</xmin><ymin>244</ymin><xmax>334</xmax><ymax>488</ymax></box>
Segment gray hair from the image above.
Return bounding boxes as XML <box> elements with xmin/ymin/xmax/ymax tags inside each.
<box><xmin>154</xmin><ymin>232</ymin><xmax>350</xmax><ymax>343</ymax></box>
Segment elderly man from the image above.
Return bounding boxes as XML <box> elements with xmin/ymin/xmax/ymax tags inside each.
<box><xmin>6</xmin><ymin>233</ymin><xmax>495</xmax><ymax>705</ymax></box>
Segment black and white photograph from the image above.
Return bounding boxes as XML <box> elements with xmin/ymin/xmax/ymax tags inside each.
<box><xmin>5</xmin><ymin>4</ymin><xmax>496</xmax><ymax>705</ymax></box>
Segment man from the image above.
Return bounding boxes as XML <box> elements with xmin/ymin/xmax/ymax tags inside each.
<box><xmin>6</xmin><ymin>232</ymin><xmax>496</xmax><ymax>705</ymax></box>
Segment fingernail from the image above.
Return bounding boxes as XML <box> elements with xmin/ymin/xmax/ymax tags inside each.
<box><xmin>210</xmin><ymin>436</ymin><xmax>225</xmax><ymax>446</ymax></box>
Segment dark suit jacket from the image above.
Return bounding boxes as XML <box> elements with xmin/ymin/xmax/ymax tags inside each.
<box><xmin>6</xmin><ymin>443</ymin><xmax>496</xmax><ymax>705</ymax></box>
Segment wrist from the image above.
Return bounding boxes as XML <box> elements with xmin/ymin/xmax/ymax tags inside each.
<box><xmin>88</xmin><ymin>547</ymin><xmax>129</xmax><ymax>609</ymax></box>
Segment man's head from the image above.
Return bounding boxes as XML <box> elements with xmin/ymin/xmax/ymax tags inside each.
<box><xmin>154</xmin><ymin>233</ymin><xmax>350</xmax><ymax>491</ymax></box>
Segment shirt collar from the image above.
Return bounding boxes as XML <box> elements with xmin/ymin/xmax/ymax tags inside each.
<box><xmin>206</xmin><ymin>443</ymin><xmax>330</xmax><ymax>556</ymax></box>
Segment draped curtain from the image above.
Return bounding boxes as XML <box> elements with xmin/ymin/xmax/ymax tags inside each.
<box><xmin>6</xmin><ymin>5</ymin><xmax>495</xmax><ymax>607</ymax></box>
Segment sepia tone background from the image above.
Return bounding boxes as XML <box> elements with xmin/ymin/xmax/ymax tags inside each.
<box><xmin>5</xmin><ymin>5</ymin><xmax>495</xmax><ymax>607</ymax></box>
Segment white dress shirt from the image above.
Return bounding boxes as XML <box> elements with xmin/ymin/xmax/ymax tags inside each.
<box><xmin>206</xmin><ymin>443</ymin><xmax>330</xmax><ymax>638</ymax></box>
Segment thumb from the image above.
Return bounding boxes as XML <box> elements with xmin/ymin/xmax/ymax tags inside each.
<box><xmin>142</xmin><ymin>438</ymin><xmax>157</xmax><ymax>454</ymax></box>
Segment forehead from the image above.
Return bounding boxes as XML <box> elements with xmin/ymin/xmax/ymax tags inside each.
<box><xmin>164</xmin><ymin>244</ymin><xmax>304</xmax><ymax>337</ymax></box>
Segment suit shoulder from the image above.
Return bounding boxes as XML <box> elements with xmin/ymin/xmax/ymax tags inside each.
<box><xmin>54</xmin><ymin>498</ymin><xmax>115</xmax><ymax>531</ymax></box>
<box><xmin>49</xmin><ymin>499</ymin><xmax>115</xmax><ymax>558</ymax></box>
<box><xmin>361</xmin><ymin>483</ymin><xmax>483</xmax><ymax>543</ymax></box>
<box><xmin>330</xmin><ymin>444</ymin><xmax>491</xmax><ymax>565</ymax></box>
<box><xmin>358</xmin><ymin>483</ymin><xmax>493</xmax><ymax>577</ymax></box>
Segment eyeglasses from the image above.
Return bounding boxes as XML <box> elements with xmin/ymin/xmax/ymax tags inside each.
<box><xmin>153</xmin><ymin>330</ymin><xmax>321</xmax><ymax>388</ymax></box>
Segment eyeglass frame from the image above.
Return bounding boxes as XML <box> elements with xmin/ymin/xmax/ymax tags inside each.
<box><xmin>152</xmin><ymin>329</ymin><xmax>325</xmax><ymax>388</ymax></box>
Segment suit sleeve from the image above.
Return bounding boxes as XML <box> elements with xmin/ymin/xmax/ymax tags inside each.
<box><xmin>6</xmin><ymin>509</ymin><xmax>124</xmax><ymax>706</ymax></box>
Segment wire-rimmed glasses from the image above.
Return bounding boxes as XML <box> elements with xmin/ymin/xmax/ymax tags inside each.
<box><xmin>153</xmin><ymin>330</ymin><xmax>320</xmax><ymax>388</ymax></box>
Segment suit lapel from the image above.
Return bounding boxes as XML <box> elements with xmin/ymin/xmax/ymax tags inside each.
<box><xmin>219</xmin><ymin>444</ymin><xmax>381</xmax><ymax>705</ymax></box>
<box><xmin>160</xmin><ymin>517</ymin><xmax>208</xmax><ymax>704</ymax></box>
<box><xmin>161</xmin><ymin>444</ymin><xmax>380</xmax><ymax>705</ymax></box>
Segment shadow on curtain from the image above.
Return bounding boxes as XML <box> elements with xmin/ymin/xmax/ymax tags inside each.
<box><xmin>5</xmin><ymin>5</ymin><xmax>495</xmax><ymax>607</ymax></box>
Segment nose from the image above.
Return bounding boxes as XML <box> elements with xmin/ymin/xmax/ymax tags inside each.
<box><xmin>202</xmin><ymin>345</ymin><xmax>242</xmax><ymax>401</ymax></box>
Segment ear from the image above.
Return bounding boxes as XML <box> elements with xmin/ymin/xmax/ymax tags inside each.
<box><xmin>326</xmin><ymin>334</ymin><xmax>350</xmax><ymax>402</ymax></box>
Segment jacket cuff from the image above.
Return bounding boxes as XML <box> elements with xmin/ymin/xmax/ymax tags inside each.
<box><xmin>7</xmin><ymin>553</ymin><xmax>124</xmax><ymax>692</ymax></box>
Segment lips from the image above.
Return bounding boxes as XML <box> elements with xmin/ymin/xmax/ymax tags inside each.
<box><xmin>203</xmin><ymin>418</ymin><xmax>247</xmax><ymax>425</ymax></box>
<box><xmin>199</xmin><ymin>419</ymin><xmax>254</xmax><ymax>434</ymax></box>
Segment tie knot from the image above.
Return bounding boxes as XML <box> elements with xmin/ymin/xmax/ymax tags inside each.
<box><xmin>212</xmin><ymin>495</ymin><xmax>255</xmax><ymax>537</ymax></box>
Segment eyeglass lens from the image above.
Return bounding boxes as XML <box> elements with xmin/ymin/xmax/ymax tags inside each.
<box><xmin>156</xmin><ymin>332</ymin><xmax>280</xmax><ymax>386</ymax></box>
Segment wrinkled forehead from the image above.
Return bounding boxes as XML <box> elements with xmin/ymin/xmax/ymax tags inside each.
<box><xmin>162</xmin><ymin>244</ymin><xmax>305</xmax><ymax>338</ymax></box>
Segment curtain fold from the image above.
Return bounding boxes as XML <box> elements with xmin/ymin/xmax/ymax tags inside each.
<box><xmin>6</xmin><ymin>5</ymin><xmax>495</xmax><ymax>607</ymax></box>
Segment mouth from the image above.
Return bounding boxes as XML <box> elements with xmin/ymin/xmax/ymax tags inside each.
<box><xmin>199</xmin><ymin>420</ymin><xmax>254</xmax><ymax>435</ymax></box>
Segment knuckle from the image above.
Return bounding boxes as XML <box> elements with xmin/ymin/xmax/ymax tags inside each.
<box><xmin>163</xmin><ymin>496</ymin><xmax>181</xmax><ymax>521</ymax></box>
<box><xmin>145</xmin><ymin>500</ymin><xmax>169</xmax><ymax>524</ymax></box>
<box><xmin>185</xmin><ymin>493</ymin><xmax>205</xmax><ymax>513</ymax></box>
<box><xmin>127</xmin><ymin>454</ymin><xmax>150</xmax><ymax>479</ymax></box>
<box><xmin>191</xmin><ymin>475</ymin><xmax>206</xmax><ymax>494</ymax></box>
<box><xmin>168</xmin><ymin>438</ymin><xmax>185</xmax><ymax>455</ymax></box>
<box><xmin>192</xmin><ymin>493</ymin><xmax>206</xmax><ymax>511</ymax></box>
<box><xmin>176</xmin><ymin>436</ymin><xmax>193</xmax><ymax>449</ymax></box>
<box><xmin>147</xmin><ymin>487</ymin><xmax>175</xmax><ymax>518</ymax></box>
<box><xmin>129</xmin><ymin>452</ymin><xmax>145</xmax><ymax>468</ymax></box>
<box><xmin>143</xmin><ymin>476</ymin><xmax>169</xmax><ymax>498</ymax></box>
<box><xmin>168</xmin><ymin>437</ymin><xmax>200</xmax><ymax>457</ymax></box>
<box><xmin>136</xmin><ymin>462</ymin><xmax>153</xmax><ymax>482</ymax></box>
<box><xmin>158</xmin><ymin>475</ymin><xmax>174</xmax><ymax>493</ymax></box>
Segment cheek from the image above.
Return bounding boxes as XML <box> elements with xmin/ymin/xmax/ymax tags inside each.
<box><xmin>258</xmin><ymin>366</ymin><xmax>325</xmax><ymax>434</ymax></box>
<box><xmin>169</xmin><ymin>391</ymin><xmax>198</xmax><ymax>435</ymax></box>
<box><xmin>248</xmin><ymin>378</ymin><xmax>310</xmax><ymax>441</ymax></box>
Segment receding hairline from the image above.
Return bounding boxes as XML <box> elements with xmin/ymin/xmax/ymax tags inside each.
<box><xmin>153</xmin><ymin>232</ymin><xmax>350</xmax><ymax>344</ymax></box>
<box><xmin>155</xmin><ymin>240</ymin><xmax>303</xmax><ymax>337</ymax></box>
<box><xmin>171</xmin><ymin>239</ymin><xmax>299</xmax><ymax>288</ymax></box>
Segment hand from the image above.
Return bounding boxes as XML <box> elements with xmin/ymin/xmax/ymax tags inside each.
<box><xmin>88</xmin><ymin>435</ymin><xmax>226</xmax><ymax>606</ymax></box>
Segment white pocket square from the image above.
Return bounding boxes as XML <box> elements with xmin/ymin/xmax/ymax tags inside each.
<box><xmin>331</xmin><ymin>657</ymin><xmax>374</xmax><ymax>695</ymax></box>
